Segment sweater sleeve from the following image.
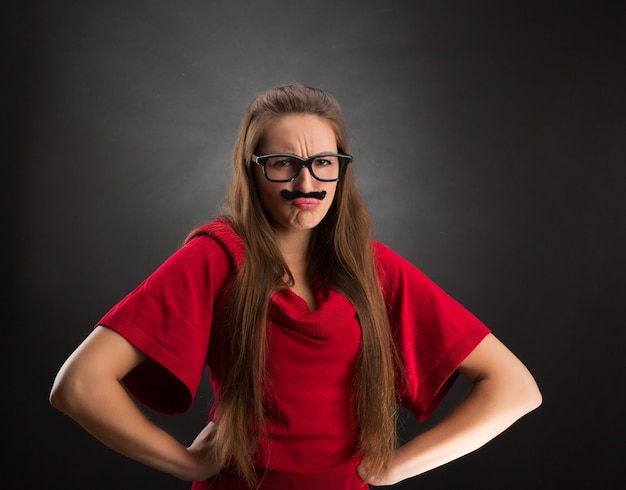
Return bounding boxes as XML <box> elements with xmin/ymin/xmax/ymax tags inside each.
<box><xmin>97</xmin><ymin>234</ymin><xmax>233</xmax><ymax>415</ymax></box>
<box><xmin>374</xmin><ymin>242</ymin><xmax>491</xmax><ymax>421</ymax></box>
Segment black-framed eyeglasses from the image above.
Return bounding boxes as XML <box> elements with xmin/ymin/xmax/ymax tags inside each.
<box><xmin>251</xmin><ymin>153</ymin><xmax>353</xmax><ymax>182</ymax></box>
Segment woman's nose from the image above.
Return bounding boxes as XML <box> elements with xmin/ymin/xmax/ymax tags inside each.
<box><xmin>292</xmin><ymin>163</ymin><xmax>317</xmax><ymax>191</ymax></box>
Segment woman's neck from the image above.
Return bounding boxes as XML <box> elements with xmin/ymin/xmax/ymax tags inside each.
<box><xmin>274</xmin><ymin>229</ymin><xmax>317</xmax><ymax>310</ymax></box>
<box><xmin>275</xmin><ymin>228</ymin><xmax>312</xmax><ymax>265</ymax></box>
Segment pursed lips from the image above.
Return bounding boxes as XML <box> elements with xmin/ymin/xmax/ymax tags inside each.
<box><xmin>290</xmin><ymin>198</ymin><xmax>321</xmax><ymax>210</ymax></box>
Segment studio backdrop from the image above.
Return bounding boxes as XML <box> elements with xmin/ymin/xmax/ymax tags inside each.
<box><xmin>6</xmin><ymin>1</ymin><xmax>625</xmax><ymax>489</ymax></box>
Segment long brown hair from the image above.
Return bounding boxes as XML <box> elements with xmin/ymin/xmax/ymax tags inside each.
<box><xmin>211</xmin><ymin>82</ymin><xmax>398</xmax><ymax>484</ymax></box>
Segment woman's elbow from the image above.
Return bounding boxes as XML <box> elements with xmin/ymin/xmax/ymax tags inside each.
<box><xmin>516</xmin><ymin>369</ymin><xmax>543</xmax><ymax>415</ymax></box>
<box><xmin>527</xmin><ymin>379</ymin><xmax>543</xmax><ymax>412</ymax></box>
<box><xmin>49</xmin><ymin>369</ymin><xmax>90</xmax><ymax>416</ymax></box>
<box><xmin>49</xmin><ymin>374</ymin><xmax>74</xmax><ymax>414</ymax></box>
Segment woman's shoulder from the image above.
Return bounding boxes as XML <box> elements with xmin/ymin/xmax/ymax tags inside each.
<box><xmin>185</xmin><ymin>216</ymin><xmax>238</xmax><ymax>242</ymax></box>
<box><xmin>183</xmin><ymin>216</ymin><xmax>245</xmax><ymax>270</ymax></box>
<box><xmin>372</xmin><ymin>240</ymin><xmax>412</xmax><ymax>270</ymax></box>
<box><xmin>371</xmin><ymin>240</ymin><xmax>433</xmax><ymax>293</ymax></box>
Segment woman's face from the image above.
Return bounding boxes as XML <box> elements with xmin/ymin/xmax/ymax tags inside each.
<box><xmin>254</xmin><ymin>114</ymin><xmax>339</xmax><ymax>235</ymax></box>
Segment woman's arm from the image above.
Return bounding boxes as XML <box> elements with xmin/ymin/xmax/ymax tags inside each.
<box><xmin>49</xmin><ymin>326</ymin><xmax>220</xmax><ymax>481</ymax></box>
<box><xmin>359</xmin><ymin>333</ymin><xmax>542</xmax><ymax>486</ymax></box>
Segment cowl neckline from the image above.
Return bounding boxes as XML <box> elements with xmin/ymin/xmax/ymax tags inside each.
<box><xmin>268</xmin><ymin>286</ymin><xmax>357</xmax><ymax>342</ymax></box>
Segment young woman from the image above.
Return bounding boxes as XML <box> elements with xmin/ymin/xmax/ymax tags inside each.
<box><xmin>50</xmin><ymin>82</ymin><xmax>542</xmax><ymax>489</ymax></box>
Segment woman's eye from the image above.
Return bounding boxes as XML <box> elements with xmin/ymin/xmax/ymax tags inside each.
<box><xmin>271</xmin><ymin>159</ymin><xmax>294</xmax><ymax>167</ymax></box>
<box><xmin>314</xmin><ymin>158</ymin><xmax>334</xmax><ymax>166</ymax></box>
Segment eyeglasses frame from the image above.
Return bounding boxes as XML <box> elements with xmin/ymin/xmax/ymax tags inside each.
<box><xmin>251</xmin><ymin>152</ymin><xmax>353</xmax><ymax>182</ymax></box>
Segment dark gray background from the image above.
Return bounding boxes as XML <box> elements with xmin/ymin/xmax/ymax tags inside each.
<box><xmin>5</xmin><ymin>1</ymin><xmax>625</xmax><ymax>489</ymax></box>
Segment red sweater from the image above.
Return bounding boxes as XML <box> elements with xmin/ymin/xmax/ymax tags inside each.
<box><xmin>98</xmin><ymin>219</ymin><xmax>490</xmax><ymax>489</ymax></box>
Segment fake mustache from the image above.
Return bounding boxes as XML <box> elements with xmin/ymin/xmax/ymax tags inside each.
<box><xmin>280</xmin><ymin>190</ymin><xmax>327</xmax><ymax>200</ymax></box>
